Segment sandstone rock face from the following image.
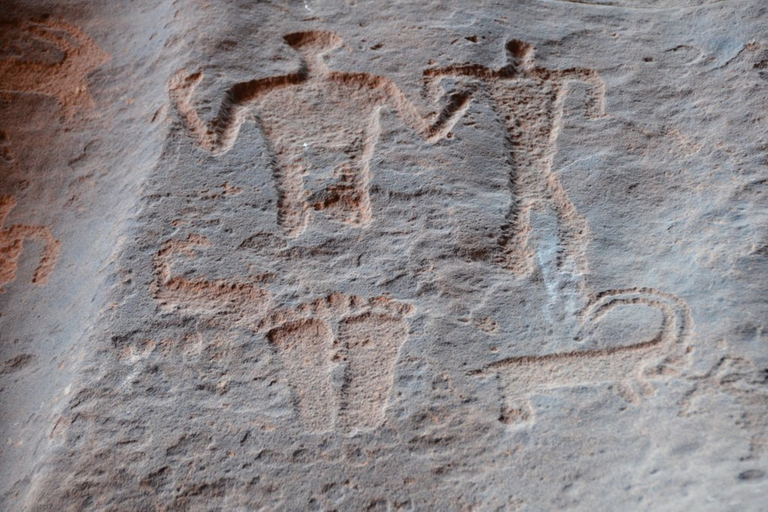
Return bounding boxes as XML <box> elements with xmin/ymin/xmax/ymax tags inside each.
<box><xmin>1</xmin><ymin>0</ymin><xmax>767</xmax><ymax>509</ymax></box>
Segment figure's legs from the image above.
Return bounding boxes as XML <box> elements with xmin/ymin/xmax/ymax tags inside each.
<box><xmin>499</xmin><ymin>152</ymin><xmax>549</xmax><ymax>277</ymax></box>
<box><xmin>311</xmin><ymin>119</ymin><xmax>377</xmax><ymax>228</ymax></box>
<box><xmin>337</xmin><ymin>313</ymin><xmax>408</xmax><ymax>432</ymax></box>
<box><xmin>268</xmin><ymin>318</ymin><xmax>336</xmax><ymax>432</ymax></box>
<box><xmin>272</xmin><ymin>157</ymin><xmax>311</xmax><ymax>237</ymax></box>
<box><xmin>544</xmin><ymin>169</ymin><xmax>589</xmax><ymax>277</ymax></box>
<box><xmin>313</xmin><ymin>160</ymin><xmax>372</xmax><ymax>227</ymax></box>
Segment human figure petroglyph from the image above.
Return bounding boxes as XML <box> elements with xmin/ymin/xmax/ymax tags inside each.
<box><xmin>169</xmin><ymin>31</ymin><xmax>473</xmax><ymax>237</ymax></box>
<box><xmin>425</xmin><ymin>40</ymin><xmax>693</xmax><ymax>420</ymax></box>
<box><xmin>426</xmin><ymin>39</ymin><xmax>604</xmax><ymax>278</ymax></box>
<box><xmin>0</xmin><ymin>18</ymin><xmax>110</xmax><ymax>117</ymax></box>
<box><xmin>0</xmin><ymin>195</ymin><xmax>61</xmax><ymax>292</ymax></box>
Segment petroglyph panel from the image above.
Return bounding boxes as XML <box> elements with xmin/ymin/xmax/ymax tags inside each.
<box><xmin>4</xmin><ymin>1</ymin><xmax>768</xmax><ymax>510</ymax></box>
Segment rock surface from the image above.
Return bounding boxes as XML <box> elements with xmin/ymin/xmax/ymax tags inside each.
<box><xmin>1</xmin><ymin>0</ymin><xmax>767</xmax><ymax>509</ymax></box>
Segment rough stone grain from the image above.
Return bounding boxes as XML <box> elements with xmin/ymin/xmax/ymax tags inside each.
<box><xmin>1</xmin><ymin>0</ymin><xmax>767</xmax><ymax>510</ymax></box>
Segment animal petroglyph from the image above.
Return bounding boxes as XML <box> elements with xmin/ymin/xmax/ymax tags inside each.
<box><xmin>0</xmin><ymin>18</ymin><xmax>110</xmax><ymax>117</ymax></box>
<box><xmin>426</xmin><ymin>39</ymin><xmax>605</xmax><ymax>277</ymax></box>
<box><xmin>426</xmin><ymin>40</ymin><xmax>692</xmax><ymax>421</ymax></box>
<box><xmin>0</xmin><ymin>196</ymin><xmax>61</xmax><ymax>292</ymax></box>
<box><xmin>152</xmin><ymin>234</ymin><xmax>272</xmax><ymax>325</ymax></box>
<box><xmin>471</xmin><ymin>288</ymin><xmax>692</xmax><ymax>424</ymax></box>
<box><xmin>259</xmin><ymin>293</ymin><xmax>414</xmax><ymax>433</ymax></box>
<box><xmin>169</xmin><ymin>31</ymin><xmax>472</xmax><ymax>237</ymax></box>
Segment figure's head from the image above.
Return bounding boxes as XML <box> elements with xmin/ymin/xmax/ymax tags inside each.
<box><xmin>283</xmin><ymin>31</ymin><xmax>344</xmax><ymax>54</ymax></box>
<box><xmin>505</xmin><ymin>39</ymin><xmax>535</xmax><ymax>71</ymax></box>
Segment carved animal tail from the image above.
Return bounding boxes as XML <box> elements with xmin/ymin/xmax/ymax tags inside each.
<box><xmin>582</xmin><ymin>287</ymin><xmax>693</xmax><ymax>354</ymax></box>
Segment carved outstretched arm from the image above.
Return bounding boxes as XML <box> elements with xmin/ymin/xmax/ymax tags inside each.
<box><xmin>382</xmin><ymin>75</ymin><xmax>475</xmax><ymax>143</ymax></box>
<box><xmin>547</xmin><ymin>67</ymin><xmax>607</xmax><ymax>119</ymax></box>
<box><xmin>168</xmin><ymin>70</ymin><xmax>303</xmax><ymax>156</ymax></box>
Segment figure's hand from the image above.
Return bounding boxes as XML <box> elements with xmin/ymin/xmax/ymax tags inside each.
<box><xmin>168</xmin><ymin>70</ymin><xmax>204</xmax><ymax>105</ymax></box>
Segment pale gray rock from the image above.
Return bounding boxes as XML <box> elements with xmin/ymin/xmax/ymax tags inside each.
<box><xmin>0</xmin><ymin>0</ymin><xmax>767</xmax><ymax>510</ymax></box>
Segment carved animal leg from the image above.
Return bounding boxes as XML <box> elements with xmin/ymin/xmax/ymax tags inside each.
<box><xmin>268</xmin><ymin>319</ymin><xmax>336</xmax><ymax>433</ymax></box>
<box><xmin>337</xmin><ymin>313</ymin><xmax>409</xmax><ymax>432</ymax></box>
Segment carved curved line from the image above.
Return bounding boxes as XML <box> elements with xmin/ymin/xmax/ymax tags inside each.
<box><xmin>470</xmin><ymin>288</ymin><xmax>692</xmax><ymax>375</ymax></box>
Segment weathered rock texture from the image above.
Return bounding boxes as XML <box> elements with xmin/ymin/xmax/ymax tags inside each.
<box><xmin>1</xmin><ymin>0</ymin><xmax>767</xmax><ymax>510</ymax></box>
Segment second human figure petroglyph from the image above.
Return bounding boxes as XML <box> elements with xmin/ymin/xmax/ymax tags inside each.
<box><xmin>425</xmin><ymin>39</ymin><xmax>693</xmax><ymax>421</ymax></box>
<box><xmin>169</xmin><ymin>30</ymin><xmax>472</xmax><ymax>238</ymax></box>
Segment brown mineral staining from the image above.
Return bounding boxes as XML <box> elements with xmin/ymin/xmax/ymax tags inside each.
<box><xmin>0</xmin><ymin>18</ymin><xmax>110</xmax><ymax>117</ymax></box>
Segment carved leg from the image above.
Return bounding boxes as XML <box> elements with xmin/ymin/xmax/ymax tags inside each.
<box><xmin>274</xmin><ymin>161</ymin><xmax>310</xmax><ymax>237</ymax></box>
<box><xmin>545</xmin><ymin>168</ymin><xmax>589</xmax><ymax>276</ymax></box>
<box><xmin>337</xmin><ymin>313</ymin><xmax>408</xmax><ymax>432</ymax></box>
<box><xmin>268</xmin><ymin>319</ymin><xmax>336</xmax><ymax>433</ymax></box>
<box><xmin>499</xmin><ymin>154</ymin><xmax>548</xmax><ymax>277</ymax></box>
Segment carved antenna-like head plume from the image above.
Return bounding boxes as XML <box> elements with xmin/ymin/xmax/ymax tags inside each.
<box><xmin>505</xmin><ymin>39</ymin><xmax>535</xmax><ymax>71</ymax></box>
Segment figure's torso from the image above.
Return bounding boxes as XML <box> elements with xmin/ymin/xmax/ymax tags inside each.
<box><xmin>487</xmin><ymin>76</ymin><xmax>563</xmax><ymax>163</ymax></box>
<box><xmin>253</xmin><ymin>75</ymin><xmax>390</xmax><ymax>170</ymax></box>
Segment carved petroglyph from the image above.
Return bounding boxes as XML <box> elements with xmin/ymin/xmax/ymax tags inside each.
<box><xmin>0</xmin><ymin>196</ymin><xmax>61</xmax><ymax>292</ymax></box>
<box><xmin>426</xmin><ymin>39</ymin><xmax>604</xmax><ymax>277</ymax></box>
<box><xmin>426</xmin><ymin>40</ymin><xmax>692</xmax><ymax>420</ymax></box>
<box><xmin>471</xmin><ymin>288</ymin><xmax>692</xmax><ymax>424</ymax></box>
<box><xmin>152</xmin><ymin>237</ymin><xmax>413</xmax><ymax>433</ymax></box>
<box><xmin>152</xmin><ymin>234</ymin><xmax>271</xmax><ymax>325</ymax></box>
<box><xmin>169</xmin><ymin>31</ymin><xmax>472</xmax><ymax>237</ymax></box>
<box><xmin>259</xmin><ymin>293</ymin><xmax>414</xmax><ymax>433</ymax></box>
<box><xmin>268</xmin><ymin>318</ymin><xmax>336</xmax><ymax>432</ymax></box>
<box><xmin>0</xmin><ymin>18</ymin><xmax>110</xmax><ymax>117</ymax></box>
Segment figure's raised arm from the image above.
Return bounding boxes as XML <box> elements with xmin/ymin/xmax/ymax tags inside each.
<box><xmin>375</xmin><ymin>73</ymin><xmax>475</xmax><ymax>143</ymax></box>
<box><xmin>168</xmin><ymin>70</ymin><xmax>303</xmax><ymax>155</ymax></box>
